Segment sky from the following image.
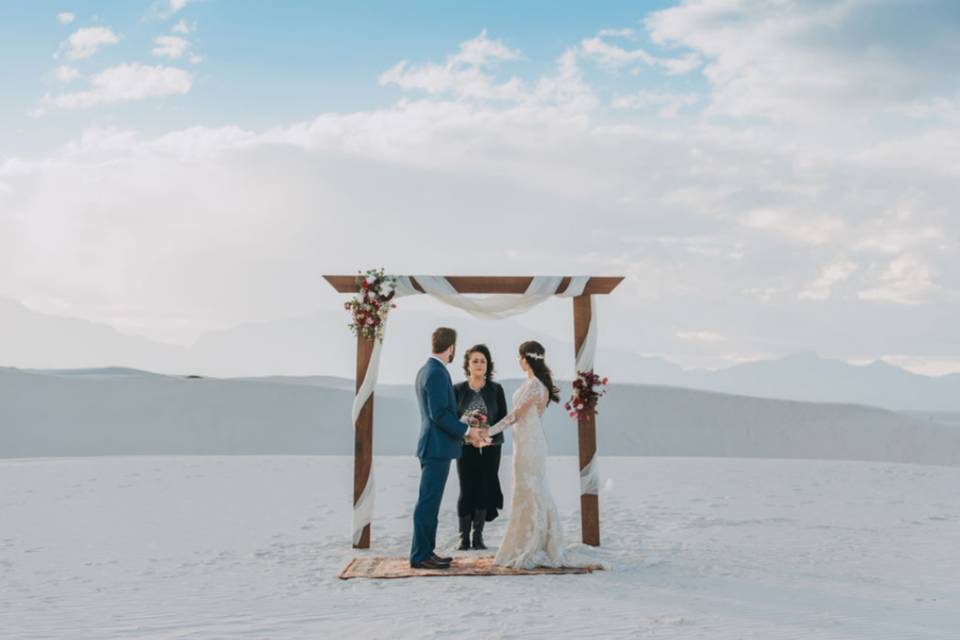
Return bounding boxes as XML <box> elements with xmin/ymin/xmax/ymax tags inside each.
<box><xmin>1</xmin><ymin>0</ymin><xmax>959</xmax><ymax>375</ymax></box>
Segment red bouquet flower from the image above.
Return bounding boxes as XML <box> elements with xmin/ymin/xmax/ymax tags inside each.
<box><xmin>565</xmin><ymin>370</ymin><xmax>609</xmax><ymax>420</ymax></box>
<box><xmin>345</xmin><ymin>268</ymin><xmax>398</xmax><ymax>342</ymax></box>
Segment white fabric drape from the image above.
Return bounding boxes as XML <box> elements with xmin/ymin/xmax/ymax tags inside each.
<box><xmin>580</xmin><ymin>454</ymin><xmax>600</xmax><ymax>495</ymax></box>
<box><xmin>350</xmin><ymin>282</ymin><xmax>418</xmax><ymax>545</ymax></box>
<box><xmin>410</xmin><ymin>275</ymin><xmax>564</xmax><ymax>320</ymax></box>
<box><xmin>558</xmin><ymin>275</ymin><xmax>590</xmax><ymax>298</ymax></box>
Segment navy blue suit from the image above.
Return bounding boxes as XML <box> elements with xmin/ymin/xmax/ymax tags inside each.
<box><xmin>410</xmin><ymin>356</ymin><xmax>469</xmax><ymax>564</ymax></box>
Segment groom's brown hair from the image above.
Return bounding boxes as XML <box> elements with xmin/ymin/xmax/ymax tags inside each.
<box><xmin>432</xmin><ymin>327</ymin><xmax>457</xmax><ymax>354</ymax></box>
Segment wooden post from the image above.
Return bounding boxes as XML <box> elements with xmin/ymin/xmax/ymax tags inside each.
<box><xmin>353</xmin><ymin>334</ymin><xmax>375</xmax><ymax>549</ymax></box>
<box><xmin>573</xmin><ymin>295</ymin><xmax>600</xmax><ymax>546</ymax></box>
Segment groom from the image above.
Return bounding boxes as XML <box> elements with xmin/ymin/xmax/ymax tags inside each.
<box><xmin>410</xmin><ymin>327</ymin><xmax>487</xmax><ymax>569</ymax></box>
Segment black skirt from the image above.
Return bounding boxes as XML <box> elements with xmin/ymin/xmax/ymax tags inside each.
<box><xmin>456</xmin><ymin>443</ymin><xmax>503</xmax><ymax>520</ymax></box>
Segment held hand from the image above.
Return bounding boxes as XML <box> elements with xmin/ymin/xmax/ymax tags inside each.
<box><xmin>475</xmin><ymin>427</ymin><xmax>493</xmax><ymax>448</ymax></box>
<box><xmin>465</xmin><ymin>427</ymin><xmax>484</xmax><ymax>447</ymax></box>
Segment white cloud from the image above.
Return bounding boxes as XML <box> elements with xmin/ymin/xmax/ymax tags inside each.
<box><xmin>580</xmin><ymin>36</ymin><xmax>657</xmax><ymax>68</ymax></box>
<box><xmin>657</xmin><ymin>52</ymin><xmax>702</xmax><ymax>75</ymax></box>
<box><xmin>54</xmin><ymin>65</ymin><xmax>81</xmax><ymax>83</ymax></box>
<box><xmin>859</xmin><ymin>255</ymin><xmax>943</xmax><ymax>305</ymax></box>
<box><xmin>676</xmin><ymin>330</ymin><xmax>724</xmax><ymax>343</ymax></box>
<box><xmin>579</xmin><ymin>32</ymin><xmax>701</xmax><ymax>75</ymax></box>
<box><xmin>646</xmin><ymin>0</ymin><xmax>960</xmax><ymax>122</ymax></box>
<box><xmin>896</xmin><ymin>97</ymin><xmax>960</xmax><ymax>123</ymax></box>
<box><xmin>38</xmin><ymin>63</ymin><xmax>192</xmax><ymax>111</ymax></box>
<box><xmin>6</xmin><ymin>22</ymin><xmax>960</xmax><ymax>365</ymax></box>
<box><xmin>57</xmin><ymin>26</ymin><xmax>120</xmax><ymax>60</ymax></box>
<box><xmin>150</xmin><ymin>0</ymin><xmax>196</xmax><ymax>20</ymax></box>
<box><xmin>380</xmin><ymin>30</ymin><xmax>526</xmax><ymax>101</ymax></box>
<box><xmin>740</xmin><ymin>208</ymin><xmax>844</xmax><ymax>246</ymax></box>
<box><xmin>597</xmin><ymin>28</ymin><xmax>636</xmax><ymax>38</ymax></box>
<box><xmin>799</xmin><ymin>261</ymin><xmax>858</xmax><ymax>301</ymax></box>
<box><xmin>612</xmin><ymin>90</ymin><xmax>698</xmax><ymax>117</ymax></box>
<box><xmin>855</xmin><ymin>227</ymin><xmax>944</xmax><ymax>255</ymax></box>
<box><xmin>57</xmin><ymin>12</ymin><xmax>75</xmax><ymax>25</ymax></box>
<box><xmin>172</xmin><ymin>19</ymin><xmax>193</xmax><ymax>34</ymax></box>
<box><xmin>879</xmin><ymin>355</ymin><xmax>960</xmax><ymax>377</ymax></box>
<box><xmin>153</xmin><ymin>35</ymin><xmax>189</xmax><ymax>59</ymax></box>
<box><xmin>455</xmin><ymin>29</ymin><xmax>520</xmax><ymax>66</ymax></box>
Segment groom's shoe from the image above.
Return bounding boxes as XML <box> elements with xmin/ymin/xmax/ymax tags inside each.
<box><xmin>411</xmin><ymin>557</ymin><xmax>451</xmax><ymax>570</ymax></box>
<box><xmin>431</xmin><ymin>553</ymin><xmax>452</xmax><ymax>564</ymax></box>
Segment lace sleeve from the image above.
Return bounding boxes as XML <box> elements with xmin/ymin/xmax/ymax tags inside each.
<box><xmin>486</xmin><ymin>379</ymin><xmax>543</xmax><ymax>436</ymax></box>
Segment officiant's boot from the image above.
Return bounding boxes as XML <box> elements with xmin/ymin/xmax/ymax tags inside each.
<box><xmin>458</xmin><ymin>515</ymin><xmax>472</xmax><ymax>551</ymax></box>
<box><xmin>471</xmin><ymin>510</ymin><xmax>487</xmax><ymax>550</ymax></box>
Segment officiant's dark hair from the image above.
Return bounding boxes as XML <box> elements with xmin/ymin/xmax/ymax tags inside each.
<box><xmin>462</xmin><ymin>344</ymin><xmax>495</xmax><ymax>383</ymax></box>
<box><xmin>519</xmin><ymin>341</ymin><xmax>560</xmax><ymax>405</ymax></box>
<box><xmin>432</xmin><ymin>327</ymin><xmax>457</xmax><ymax>354</ymax></box>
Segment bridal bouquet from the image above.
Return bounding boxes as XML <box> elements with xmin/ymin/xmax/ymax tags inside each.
<box><xmin>462</xmin><ymin>409</ymin><xmax>489</xmax><ymax>450</ymax></box>
<box><xmin>566</xmin><ymin>370</ymin><xmax>609</xmax><ymax>420</ymax></box>
<box><xmin>463</xmin><ymin>409</ymin><xmax>488</xmax><ymax>429</ymax></box>
<box><xmin>345</xmin><ymin>268</ymin><xmax>398</xmax><ymax>342</ymax></box>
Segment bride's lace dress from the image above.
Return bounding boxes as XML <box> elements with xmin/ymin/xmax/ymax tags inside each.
<box><xmin>486</xmin><ymin>376</ymin><xmax>574</xmax><ymax>568</ymax></box>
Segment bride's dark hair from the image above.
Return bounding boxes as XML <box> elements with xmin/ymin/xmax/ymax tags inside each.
<box><xmin>519</xmin><ymin>341</ymin><xmax>560</xmax><ymax>405</ymax></box>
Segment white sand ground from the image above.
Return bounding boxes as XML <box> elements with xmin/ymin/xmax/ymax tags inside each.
<box><xmin>1</xmin><ymin>455</ymin><xmax>957</xmax><ymax>639</ymax></box>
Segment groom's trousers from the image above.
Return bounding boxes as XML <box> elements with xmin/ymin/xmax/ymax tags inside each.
<box><xmin>410</xmin><ymin>457</ymin><xmax>451</xmax><ymax>564</ymax></box>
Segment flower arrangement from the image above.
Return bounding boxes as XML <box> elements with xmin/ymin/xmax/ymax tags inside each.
<box><xmin>463</xmin><ymin>409</ymin><xmax>488</xmax><ymax>428</ymax></box>
<box><xmin>566</xmin><ymin>370</ymin><xmax>609</xmax><ymax>420</ymax></box>
<box><xmin>462</xmin><ymin>409</ymin><xmax>490</xmax><ymax>451</ymax></box>
<box><xmin>345</xmin><ymin>268</ymin><xmax>398</xmax><ymax>342</ymax></box>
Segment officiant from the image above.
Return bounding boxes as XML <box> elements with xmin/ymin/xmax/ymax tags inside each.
<box><xmin>453</xmin><ymin>344</ymin><xmax>507</xmax><ymax>550</ymax></box>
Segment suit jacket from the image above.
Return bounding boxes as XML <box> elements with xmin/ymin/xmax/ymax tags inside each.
<box><xmin>453</xmin><ymin>380</ymin><xmax>507</xmax><ymax>446</ymax></box>
<box><xmin>415</xmin><ymin>357</ymin><xmax>469</xmax><ymax>460</ymax></box>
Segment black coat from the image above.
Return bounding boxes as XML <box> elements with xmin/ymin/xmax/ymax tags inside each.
<box><xmin>453</xmin><ymin>380</ymin><xmax>508</xmax><ymax>446</ymax></box>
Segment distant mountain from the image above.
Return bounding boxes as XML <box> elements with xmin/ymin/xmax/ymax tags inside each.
<box><xmin>0</xmin><ymin>298</ymin><xmax>186</xmax><ymax>372</ymax></box>
<box><xmin>674</xmin><ymin>352</ymin><xmax>960</xmax><ymax>412</ymax></box>
<box><xmin>2</xmin><ymin>367</ymin><xmax>959</xmax><ymax>466</ymax></box>
<box><xmin>2</xmin><ymin>298</ymin><xmax>960</xmax><ymax>411</ymax></box>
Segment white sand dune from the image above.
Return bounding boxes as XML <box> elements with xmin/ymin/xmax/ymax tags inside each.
<box><xmin>1</xmin><ymin>455</ymin><xmax>957</xmax><ymax>639</ymax></box>
<box><xmin>3</xmin><ymin>367</ymin><xmax>960</xmax><ymax>465</ymax></box>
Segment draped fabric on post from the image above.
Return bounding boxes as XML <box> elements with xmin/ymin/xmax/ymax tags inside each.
<box><xmin>573</xmin><ymin>296</ymin><xmax>600</xmax><ymax>497</ymax></box>
<box><xmin>349</xmin><ymin>275</ymin><xmax>600</xmax><ymax>544</ymax></box>
<box><xmin>349</xmin><ymin>285</ymin><xmax>418</xmax><ymax>545</ymax></box>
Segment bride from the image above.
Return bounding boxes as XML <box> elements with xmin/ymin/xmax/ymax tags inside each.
<box><xmin>481</xmin><ymin>341</ymin><xmax>581</xmax><ymax>569</ymax></box>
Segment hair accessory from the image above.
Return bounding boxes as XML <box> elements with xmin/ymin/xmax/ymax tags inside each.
<box><xmin>524</xmin><ymin>352</ymin><xmax>545</xmax><ymax>360</ymax></box>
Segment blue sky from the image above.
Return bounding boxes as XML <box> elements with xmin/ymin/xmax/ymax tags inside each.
<box><xmin>3</xmin><ymin>0</ymin><xmax>693</xmax><ymax>155</ymax></box>
<box><xmin>1</xmin><ymin>0</ymin><xmax>959</xmax><ymax>375</ymax></box>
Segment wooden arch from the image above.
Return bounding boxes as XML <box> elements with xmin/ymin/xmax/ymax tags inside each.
<box><xmin>324</xmin><ymin>275</ymin><xmax>625</xmax><ymax>549</ymax></box>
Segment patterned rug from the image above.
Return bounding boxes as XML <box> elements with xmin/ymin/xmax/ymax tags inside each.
<box><xmin>339</xmin><ymin>555</ymin><xmax>603</xmax><ymax>579</ymax></box>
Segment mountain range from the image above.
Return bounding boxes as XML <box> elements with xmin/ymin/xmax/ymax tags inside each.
<box><xmin>2</xmin><ymin>296</ymin><xmax>959</xmax><ymax>411</ymax></box>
